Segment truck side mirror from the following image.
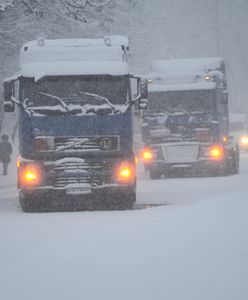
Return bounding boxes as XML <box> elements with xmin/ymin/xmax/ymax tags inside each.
<box><xmin>138</xmin><ymin>98</ymin><xmax>148</xmax><ymax>109</ymax></box>
<box><xmin>140</xmin><ymin>79</ymin><xmax>148</xmax><ymax>99</ymax></box>
<box><xmin>4</xmin><ymin>81</ymin><xmax>13</xmax><ymax>102</ymax></box>
<box><xmin>131</xmin><ymin>76</ymin><xmax>148</xmax><ymax>107</ymax></box>
<box><xmin>3</xmin><ymin>80</ymin><xmax>15</xmax><ymax>112</ymax></box>
<box><xmin>4</xmin><ymin>101</ymin><xmax>15</xmax><ymax>112</ymax></box>
<box><xmin>222</xmin><ymin>90</ymin><xmax>228</xmax><ymax>103</ymax></box>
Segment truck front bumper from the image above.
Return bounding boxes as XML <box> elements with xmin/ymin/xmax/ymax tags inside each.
<box><xmin>19</xmin><ymin>184</ymin><xmax>136</xmax><ymax>211</ymax></box>
<box><xmin>145</xmin><ymin>158</ymin><xmax>229</xmax><ymax>175</ymax></box>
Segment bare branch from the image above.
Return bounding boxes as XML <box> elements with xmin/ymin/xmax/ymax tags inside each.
<box><xmin>86</xmin><ymin>0</ymin><xmax>112</xmax><ymax>8</ymax></box>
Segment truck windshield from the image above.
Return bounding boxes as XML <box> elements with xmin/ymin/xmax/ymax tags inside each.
<box><xmin>148</xmin><ymin>89</ymin><xmax>216</xmax><ymax>114</ymax></box>
<box><xmin>21</xmin><ymin>75</ymin><xmax>130</xmax><ymax>115</ymax></box>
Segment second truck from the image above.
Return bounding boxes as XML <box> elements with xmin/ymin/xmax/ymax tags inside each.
<box><xmin>141</xmin><ymin>58</ymin><xmax>239</xmax><ymax>179</ymax></box>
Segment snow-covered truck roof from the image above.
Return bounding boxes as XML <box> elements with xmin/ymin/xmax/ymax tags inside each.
<box><xmin>147</xmin><ymin>70</ymin><xmax>217</xmax><ymax>92</ymax></box>
<box><xmin>150</xmin><ymin>57</ymin><xmax>225</xmax><ymax>74</ymax></box>
<box><xmin>17</xmin><ymin>36</ymin><xmax>129</xmax><ymax>80</ymax></box>
<box><xmin>148</xmin><ymin>82</ymin><xmax>216</xmax><ymax>92</ymax></box>
<box><xmin>21</xmin><ymin>61</ymin><xmax>129</xmax><ymax>82</ymax></box>
<box><xmin>146</xmin><ymin>57</ymin><xmax>226</xmax><ymax>92</ymax></box>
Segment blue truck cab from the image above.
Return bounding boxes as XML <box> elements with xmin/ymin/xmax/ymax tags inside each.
<box><xmin>4</xmin><ymin>36</ymin><xmax>147</xmax><ymax>211</ymax></box>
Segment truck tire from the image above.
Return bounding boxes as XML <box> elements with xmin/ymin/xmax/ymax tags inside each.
<box><xmin>149</xmin><ymin>168</ymin><xmax>162</xmax><ymax>179</ymax></box>
<box><xmin>116</xmin><ymin>191</ymin><xmax>135</xmax><ymax>210</ymax></box>
<box><xmin>20</xmin><ymin>195</ymin><xmax>40</xmax><ymax>212</ymax></box>
<box><xmin>231</xmin><ymin>152</ymin><xmax>239</xmax><ymax>174</ymax></box>
<box><xmin>224</xmin><ymin>155</ymin><xmax>239</xmax><ymax>176</ymax></box>
<box><xmin>209</xmin><ymin>167</ymin><xmax>221</xmax><ymax>177</ymax></box>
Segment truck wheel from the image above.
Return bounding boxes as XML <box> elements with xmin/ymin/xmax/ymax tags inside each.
<box><xmin>20</xmin><ymin>195</ymin><xmax>40</xmax><ymax>212</ymax></box>
<box><xmin>232</xmin><ymin>153</ymin><xmax>239</xmax><ymax>174</ymax></box>
<box><xmin>224</xmin><ymin>155</ymin><xmax>239</xmax><ymax>176</ymax></box>
<box><xmin>149</xmin><ymin>168</ymin><xmax>162</xmax><ymax>179</ymax></box>
<box><xmin>210</xmin><ymin>167</ymin><xmax>221</xmax><ymax>177</ymax></box>
<box><xmin>112</xmin><ymin>191</ymin><xmax>135</xmax><ymax>210</ymax></box>
<box><xmin>101</xmin><ymin>190</ymin><xmax>135</xmax><ymax>210</ymax></box>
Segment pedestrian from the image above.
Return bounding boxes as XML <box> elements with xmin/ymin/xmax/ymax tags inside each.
<box><xmin>0</xmin><ymin>134</ymin><xmax>13</xmax><ymax>175</ymax></box>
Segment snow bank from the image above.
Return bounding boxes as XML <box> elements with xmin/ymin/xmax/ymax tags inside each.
<box><xmin>1</xmin><ymin>156</ymin><xmax>248</xmax><ymax>300</ymax></box>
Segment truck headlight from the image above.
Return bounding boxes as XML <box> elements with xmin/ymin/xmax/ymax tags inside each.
<box><xmin>209</xmin><ymin>145</ymin><xmax>224</xmax><ymax>160</ymax></box>
<box><xmin>19</xmin><ymin>164</ymin><xmax>42</xmax><ymax>187</ymax></box>
<box><xmin>140</xmin><ymin>147</ymin><xmax>156</xmax><ymax>162</ymax></box>
<box><xmin>116</xmin><ymin>161</ymin><xmax>135</xmax><ymax>183</ymax></box>
<box><xmin>35</xmin><ymin>136</ymin><xmax>54</xmax><ymax>152</ymax></box>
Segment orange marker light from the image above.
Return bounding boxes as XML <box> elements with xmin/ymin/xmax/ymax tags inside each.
<box><xmin>119</xmin><ymin>167</ymin><xmax>131</xmax><ymax>178</ymax></box>
<box><xmin>141</xmin><ymin>148</ymin><xmax>154</xmax><ymax>162</ymax></box>
<box><xmin>20</xmin><ymin>165</ymin><xmax>41</xmax><ymax>186</ymax></box>
<box><xmin>116</xmin><ymin>162</ymin><xmax>135</xmax><ymax>183</ymax></box>
<box><xmin>17</xmin><ymin>160</ymin><xmax>21</xmax><ymax>168</ymax></box>
<box><xmin>209</xmin><ymin>145</ymin><xmax>224</xmax><ymax>159</ymax></box>
<box><xmin>223</xmin><ymin>136</ymin><xmax>228</xmax><ymax>143</ymax></box>
<box><xmin>25</xmin><ymin>171</ymin><xmax>38</xmax><ymax>181</ymax></box>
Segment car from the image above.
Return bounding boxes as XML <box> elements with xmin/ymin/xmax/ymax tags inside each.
<box><xmin>229</xmin><ymin>113</ymin><xmax>248</xmax><ymax>151</ymax></box>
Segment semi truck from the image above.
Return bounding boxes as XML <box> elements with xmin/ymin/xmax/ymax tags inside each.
<box><xmin>141</xmin><ymin>58</ymin><xmax>239</xmax><ymax>179</ymax></box>
<box><xmin>3</xmin><ymin>36</ymin><xmax>147</xmax><ymax>211</ymax></box>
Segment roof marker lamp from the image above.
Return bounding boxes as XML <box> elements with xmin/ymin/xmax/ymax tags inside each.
<box><xmin>37</xmin><ymin>37</ymin><xmax>45</xmax><ymax>47</ymax></box>
<box><xmin>104</xmin><ymin>36</ymin><xmax>112</xmax><ymax>47</ymax></box>
<box><xmin>204</xmin><ymin>74</ymin><xmax>211</xmax><ymax>81</ymax></box>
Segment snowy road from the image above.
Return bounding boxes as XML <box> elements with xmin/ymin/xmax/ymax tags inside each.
<box><xmin>1</xmin><ymin>155</ymin><xmax>248</xmax><ymax>300</ymax></box>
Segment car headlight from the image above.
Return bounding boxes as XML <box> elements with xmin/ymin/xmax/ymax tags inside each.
<box><xmin>240</xmin><ymin>136</ymin><xmax>248</xmax><ymax>145</ymax></box>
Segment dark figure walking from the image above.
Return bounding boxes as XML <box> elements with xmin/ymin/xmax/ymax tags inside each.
<box><xmin>0</xmin><ymin>134</ymin><xmax>13</xmax><ymax>175</ymax></box>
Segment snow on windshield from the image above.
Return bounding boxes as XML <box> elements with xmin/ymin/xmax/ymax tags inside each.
<box><xmin>22</xmin><ymin>75</ymin><xmax>130</xmax><ymax>116</ymax></box>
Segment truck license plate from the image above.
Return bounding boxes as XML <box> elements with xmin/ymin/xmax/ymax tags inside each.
<box><xmin>66</xmin><ymin>187</ymin><xmax>91</xmax><ymax>195</ymax></box>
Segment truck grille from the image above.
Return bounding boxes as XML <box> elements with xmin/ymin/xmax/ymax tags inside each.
<box><xmin>54</xmin><ymin>159</ymin><xmax>102</xmax><ymax>188</ymax></box>
<box><xmin>161</xmin><ymin>143</ymin><xmax>200</xmax><ymax>163</ymax></box>
<box><xmin>54</xmin><ymin>136</ymin><xmax>119</xmax><ymax>152</ymax></box>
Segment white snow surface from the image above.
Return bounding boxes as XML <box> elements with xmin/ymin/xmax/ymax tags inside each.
<box><xmin>1</xmin><ymin>151</ymin><xmax>248</xmax><ymax>300</ymax></box>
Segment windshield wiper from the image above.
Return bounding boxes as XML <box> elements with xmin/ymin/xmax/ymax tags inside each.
<box><xmin>37</xmin><ymin>92</ymin><xmax>71</xmax><ymax>113</ymax></box>
<box><xmin>79</xmin><ymin>92</ymin><xmax>116</xmax><ymax>113</ymax></box>
<box><xmin>172</xmin><ymin>107</ymin><xmax>191</xmax><ymax>116</ymax></box>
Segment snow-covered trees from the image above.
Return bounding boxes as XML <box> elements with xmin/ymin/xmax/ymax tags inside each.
<box><xmin>0</xmin><ymin>0</ymin><xmax>140</xmax><ymax>89</ymax></box>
